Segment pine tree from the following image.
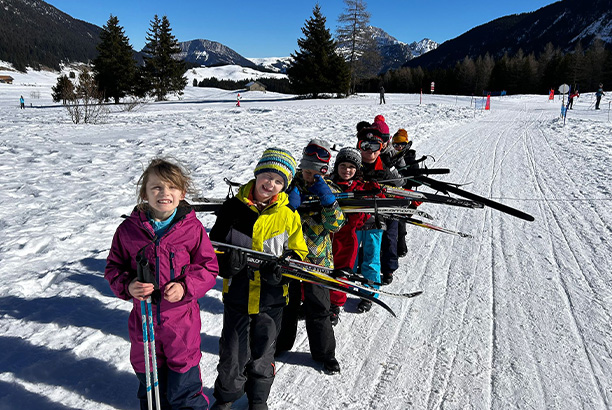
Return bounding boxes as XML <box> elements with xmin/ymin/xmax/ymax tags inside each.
<box><xmin>288</xmin><ymin>5</ymin><xmax>350</xmax><ymax>98</ymax></box>
<box><xmin>141</xmin><ymin>15</ymin><xmax>187</xmax><ymax>101</ymax></box>
<box><xmin>92</xmin><ymin>15</ymin><xmax>137</xmax><ymax>104</ymax></box>
<box><xmin>51</xmin><ymin>74</ymin><xmax>75</xmax><ymax>104</ymax></box>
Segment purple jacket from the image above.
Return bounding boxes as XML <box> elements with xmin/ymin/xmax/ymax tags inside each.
<box><xmin>105</xmin><ymin>205</ymin><xmax>218</xmax><ymax>373</ymax></box>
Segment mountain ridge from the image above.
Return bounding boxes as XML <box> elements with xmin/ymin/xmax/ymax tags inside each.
<box><xmin>405</xmin><ymin>0</ymin><xmax>612</xmax><ymax>69</ymax></box>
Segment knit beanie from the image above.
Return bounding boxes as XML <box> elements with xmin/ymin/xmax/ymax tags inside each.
<box><xmin>299</xmin><ymin>138</ymin><xmax>332</xmax><ymax>175</ymax></box>
<box><xmin>392</xmin><ymin>129</ymin><xmax>409</xmax><ymax>144</ymax></box>
<box><xmin>356</xmin><ymin>121</ymin><xmax>371</xmax><ymax>132</ymax></box>
<box><xmin>254</xmin><ymin>148</ymin><xmax>297</xmax><ymax>190</ymax></box>
<box><xmin>372</xmin><ymin>116</ymin><xmax>390</xmax><ymax>142</ymax></box>
<box><xmin>334</xmin><ymin>147</ymin><xmax>362</xmax><ymax>170</ymax></box>
<box><xmin>357</xmin><ymin>127</ymin><xmax>383</xmax><ymax>142</ymax></box>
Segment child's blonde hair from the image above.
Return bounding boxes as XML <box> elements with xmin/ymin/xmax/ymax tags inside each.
<box><xmin>137</xmin><ymin>158</ymin><xmax>194</xmax><ymax>210</ymax></box>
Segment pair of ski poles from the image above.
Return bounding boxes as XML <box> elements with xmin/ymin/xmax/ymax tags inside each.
<box><xmin>137</xmin><ymin>251</ymin><xmax>162</xmax><ymax>410</ymax></box>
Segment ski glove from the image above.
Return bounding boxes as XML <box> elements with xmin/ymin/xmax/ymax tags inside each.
<box><xmin>308</xmin><ymin>174</ymin><xmax>336</xmax><ymax>207</ymax></box>
<box><xmin>287</xmin><ymin>185</ymin><xmax>301</xmax><ymax>210</ymax></box>
<box><xmin>259</xmin><ymin>260</ymin><xmax>284</xmax><ymax>286</ymax></box>
<box><xmin>217</xmin><ymin>248</ymin><xmax>247</xmax><ymax>279</ymax></box>
<box><xmin>331</xmin><ymin>267</ymin><xmax>354</xmax><ymax>279</ymax></box>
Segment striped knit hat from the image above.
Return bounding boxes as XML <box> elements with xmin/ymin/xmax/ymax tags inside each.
<box><xmin>254</xmin><ymin>148</ymin><xmax>297</xmax><ymax>190</ymax></box>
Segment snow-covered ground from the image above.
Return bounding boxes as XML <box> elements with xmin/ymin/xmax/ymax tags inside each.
<box><xmin>0</xmin><ymin>66</ymin><xmax>611</xmax><ymax>410</ymax></box>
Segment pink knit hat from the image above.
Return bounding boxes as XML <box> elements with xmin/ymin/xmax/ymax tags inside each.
<box><xmin>372</xmin><ymin>116</ymin><xmax>390</xmax><ymax>142</ymax></box>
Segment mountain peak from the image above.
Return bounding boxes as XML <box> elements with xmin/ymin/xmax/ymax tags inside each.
<box><xmin>176</xmin><ymin>39</ymin><xmax>256</xmax><ymax>68</ymax></box>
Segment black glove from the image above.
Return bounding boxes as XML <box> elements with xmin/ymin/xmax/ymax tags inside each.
<box><xmin>259</xmin><ymin>260</ymin><xmax>283</xmax><ymax>286</ymax></box>
<box><xmin>216</xmin><ymin>248</ymin><xmax>247</xmax><ymax>279</ymax></box>
<box><xmin>331</xmin><ymin>267</ymin><xmax>354</xmax><ymax>279</ymax></box>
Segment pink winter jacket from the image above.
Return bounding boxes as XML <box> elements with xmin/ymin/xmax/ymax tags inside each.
<box><xmin>105</xmin><ymin>205</ymin><xmax>218</xmax><ymax>373</ymax></box>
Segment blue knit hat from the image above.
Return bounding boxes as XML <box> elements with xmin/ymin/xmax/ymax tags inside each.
<box><xmin>254</xmin><ymin>148</ymin><xmax>297</xmax><ymax>190</ymax></box>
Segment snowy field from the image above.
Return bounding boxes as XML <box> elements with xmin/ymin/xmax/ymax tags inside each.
<box><xmin>0</xmin><ymin>66</ymin><xmax>611</xmax><ymax>409</ymax></box>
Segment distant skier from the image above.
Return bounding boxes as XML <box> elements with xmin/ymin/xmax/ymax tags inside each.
<box><xmin>236</xmin><ymin>93</ymin><xmax>241</xmax><ymax>107</ymax></box>
<box><xmin>19</xmin><ymin>95</ymin><xmax>24</xmax><ymax>109</ymax></box>
<box><xmin>568</xmin><ymin>90</ymin><xmax>579</xmax><ymax>109</ymax></box>
<box><xmin>379</xmin><ymin>86</ymin><xmax>386</xmax><ymax>105</ymax></box>
<box><xmin>595</xmin><ymin>84</ymin><xmax>605</xmax><ymax>110</ymax></box>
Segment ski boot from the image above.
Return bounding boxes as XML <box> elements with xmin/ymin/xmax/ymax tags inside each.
<box><xmin>330</xmin><ymin>305</ymin><xmax>340</xmax><ymax>326</ymax></box>
<box><xmin>381</xmin><ymin>272</ymin><xmax>393</xmax><ymax>285</ymax></box>
<box><xmin>357</xmin><ymin>299</ymin><xmax>372</xmax><ymax>313</ymax></box>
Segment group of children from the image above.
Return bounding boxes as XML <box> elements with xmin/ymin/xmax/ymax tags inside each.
<box><xmin>104</xmin><ymin>115</ymin><xmax>419</xmax><ymax>410</ymax></box>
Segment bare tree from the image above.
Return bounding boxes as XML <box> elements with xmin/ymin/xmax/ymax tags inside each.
<box><xmin>336</xmin><ymin>0</ymin><xmax>379</xmax><ymax>94</ymax></box>
<box><xmin>64</xmin><ymin>68</ymin><xmax>108</xmax><ymax>124</ymax></box>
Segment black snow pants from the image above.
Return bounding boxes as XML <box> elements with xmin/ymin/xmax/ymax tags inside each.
<box><xmin>276</xmin><ymin>279</ymin><xmax>336</xmax><ymax>361</ymax></box>
<box><xmin>381</xmin><ymin>219</ymin><xmax>399</xmax><ymax>275</ymax></box>
<box><xmin>212</xmin><ymin>303</ymin><xmax>283</xmax><ymax>408</ymax></box>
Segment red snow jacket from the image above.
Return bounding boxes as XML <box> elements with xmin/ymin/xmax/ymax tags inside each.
<box><xmin>105</xmin><ymin>204</ymin><xmax>218</xmax><ymax>373</ymax></box>
<box><xmin>331</xmin><ymin>179</ymin><xmax>382</xmax><ymax>269</ymax></box>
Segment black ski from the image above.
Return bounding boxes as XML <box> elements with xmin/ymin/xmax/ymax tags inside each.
<box><xmin>411</xmin><ymin>176</ymin><xmax>535</xmax><ymax>221</ymax></box>
<box><xmin>211</xmin><ymin>241</ymin><xmax>423</xmax><ymax>301</ymax></box>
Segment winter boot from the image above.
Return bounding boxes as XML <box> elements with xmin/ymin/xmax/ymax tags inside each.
<box><xmin>323</xmin><ymin>357</ymin><xmax>341</xmax><ymax>374</ymax></box>
<box><xmin>382</xmin><ymin>272</ymin><xmax>394</xmax><ymax>285</ymax></box>
<box><xmin>330</xmin><ymin>305</ymin><xmax>340</xmax><ymax>326</ymax></box>
<box><xmin>357</xmin><ymin>299</ymin><xmax>372</xmax><ymax>313</ymax></box>
<box><xmin>210</xmin><ymin>401</ymin><xmax>233</xmax><ymax>410</ymax></box>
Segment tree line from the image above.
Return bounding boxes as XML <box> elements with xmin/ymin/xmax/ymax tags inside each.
<box><xmin>364</xmin><ymin>40</ymin><xmax>612</xmax><ymax>96</ymax></box>
<box><xmin>52</xmin><ymin>14</ymin><xmax>186</xmax><ymax>106</ymax></box>
<box><xmin>50</xmin><ymin>0</ymin><xmax>612</xmax><ymax>106</ymax></box>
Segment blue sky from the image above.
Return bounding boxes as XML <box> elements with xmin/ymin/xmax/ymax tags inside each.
<box><xmin>45</xmin><ymin>0</ymin><xmax>558</xmax><ymax>58</ymax></box>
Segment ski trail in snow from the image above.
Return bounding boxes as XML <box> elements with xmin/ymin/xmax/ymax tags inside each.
<box><xmin>520</xmin><ymin>116</ymin><xmax>610</xmax><ymax>408</ymax></box>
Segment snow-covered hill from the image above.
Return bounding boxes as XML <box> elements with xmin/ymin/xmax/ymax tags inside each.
<box><xmin>186</xmin><ymin>64</ymin><xmax>287</xmax><ymax>85</ymax></box>
<box><xmin>0</xmin><ymin>67</ymin><xmax>610</xmax><ymax>410</ymax></box>
<box><xmin>247</xmin><ymin>57</ymin><xmax>293</xmax><ymax>73</ymax></box>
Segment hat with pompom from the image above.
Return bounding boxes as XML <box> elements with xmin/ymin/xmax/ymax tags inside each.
<box><xmin>392</xmin><ymin>129</ymin><xmax>409</xmax><ymax>144</ymax></box>
<box><xmin>372</xmin><ymin>116</ymin><xmax>390</xmax><ymax>142</ymax></box>
<box><xmin>254</xmin><ymin>148</ymin><xmax>297</xmax><ymax>190</ymax></box>
<box><xmin>334</xmin><ymin>147</ymin><xmax>362</xmax><ymax>171</ymax></box>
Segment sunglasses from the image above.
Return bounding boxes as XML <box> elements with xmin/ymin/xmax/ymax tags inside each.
<box><xmin>358</xmin><ymin>139</ymin><xmax>382</xmax><ymax>152</ymax></box>
<box><xmin>393</xmin><ymin>142</ymin><xmax>409</xmax><ymax>150</ymax></box>
<box><xmin>303</xmin><ymin>144</ymin><xmax>331</xmax><ymax>163</ymax></box>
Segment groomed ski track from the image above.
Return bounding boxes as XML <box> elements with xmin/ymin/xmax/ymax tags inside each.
<box><xmin>268</xmin><ymin>98</ymin><xmax>612</xmax><ymax>410</ymax></box>
<box><xmin>0</xmin><ymin>76</ymin><xmax>610</xmax><ymax>410</ymax></box>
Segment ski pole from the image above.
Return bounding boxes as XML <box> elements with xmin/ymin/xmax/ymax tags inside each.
<box><xmin>137</xmin><ymin>247</ymin><xmax>161</xmax><ymax>410</ymax></box>
<box><xmin>146</xmin><ymin>297</ymin><xmax>162</xmax><ymax>410</ymax></box>
<box><xmin>141</xmin><ymin>300</ymin><xmax>154</xmax><ymax>410</ymax></box>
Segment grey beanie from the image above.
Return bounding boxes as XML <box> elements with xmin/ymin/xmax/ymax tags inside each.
<box><xmin>299</xmin><ymin>138</ymin><xmax>332</xmax><ymax>175</ymax></box>
<box><xmin>334</xmin><ymin>147</ymin><xmax>362</xmax><ymax>170</ymax></box>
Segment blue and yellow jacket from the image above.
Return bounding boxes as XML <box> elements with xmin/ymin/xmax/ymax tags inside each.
<box><xmin>210</xmin><ymin>179</ymin><xmax>308</xmax><ymax>314</ymax></box>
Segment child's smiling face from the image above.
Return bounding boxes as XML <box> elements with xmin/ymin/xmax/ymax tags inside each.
<box><xmin>254</xmin><ymin>172</ymin><xmax>285</xmax><ymax>202</ymax></box>
<box><xmin>144</xmin><ymin>172</ymin><xmax>185</xmax><ymax>221</ymax></box>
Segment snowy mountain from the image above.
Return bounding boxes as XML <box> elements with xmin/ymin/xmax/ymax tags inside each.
<box><xmin>0</xmin><ymin>0</ymin><xmax>101</xmax><ymax>71</ymax></box>
<box><xmin>247</xmin><ymin>57</ymin><xmax>293</xmax><ymax>73</ymax></box>
<box><xmin>341</xmin><ymin>26</ymin><xmax>439</xmax><ymax>72</ymax></box>
<box><xmin>176</xmin><ymin>39</ymin><xmax>258</xmax><ymax>68</ymax></box>
<box><xmin>406</xmin><ymin>0</ymin><xmax>612</xmax><ymax>69</ymax></box>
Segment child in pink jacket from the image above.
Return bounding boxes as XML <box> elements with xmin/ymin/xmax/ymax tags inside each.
<box><xmin>105</xmin><ymin>158</ymin><xmax>218</xmax><ymax>410</ymax></box>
